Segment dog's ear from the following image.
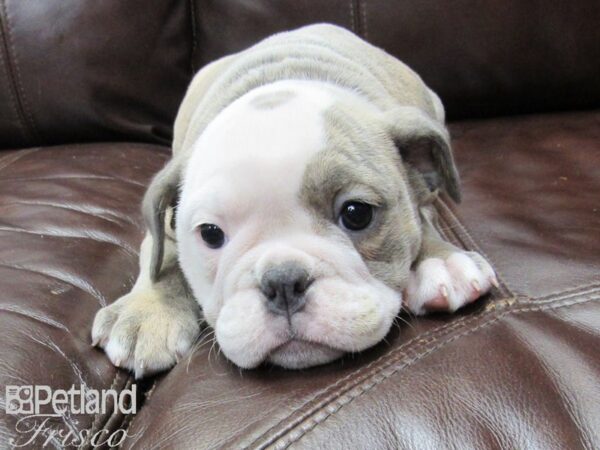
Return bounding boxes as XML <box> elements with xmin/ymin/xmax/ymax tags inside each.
<box><xmin>140</xmin><ymin>55</ymin><xmax>240</xmax><ymax>282</ymax></box>
<box><xmin>387</xmin><ymin>106</ymin><xmax>461</xmax><ymax>203</ymax></box>
<box><xmin>142</xmin><ymin>158</ymin><xmax>181</xmax><ymax>282</ymax></box>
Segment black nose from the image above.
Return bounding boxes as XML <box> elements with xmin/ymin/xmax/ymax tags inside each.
<box><xmin>260</xmin><ymin>262</ymin><xmax>312</xmax><ymax>317</ymax></box>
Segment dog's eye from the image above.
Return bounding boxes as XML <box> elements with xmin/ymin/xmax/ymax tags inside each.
<box><xmin>199</xmin><ymin>223</ymin><xmax>225</xmax><ymax>249</ymax></box>
<box><xmin>339</xmin><ymin>201</ymin><xmax>373</xmax><ymax>231</ymax></box>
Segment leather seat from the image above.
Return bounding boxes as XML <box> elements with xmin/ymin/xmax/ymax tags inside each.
<box><xmin>1</xmin><ymin>1</ymin><xmax>598</xmax><ymax>448</ymax></box>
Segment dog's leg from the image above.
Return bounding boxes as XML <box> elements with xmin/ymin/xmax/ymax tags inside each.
<box><xmin>404</xmin><ymin>204</ymin><xmax>498</xmax><ymax>315</ymax></box>
<box><xmin>92</xmin><ymin>227</ymin><xmax>201</xmax><ymax>378</ymax></box>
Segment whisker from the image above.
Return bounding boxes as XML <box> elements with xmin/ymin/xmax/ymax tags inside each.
<box><xmin>186</xmin><ymin>328</ymin><xmax>215</xmax><ymax>372</ymax></box>
<box><xmin>208</xmin><ymin>337</ymin><xmax>220</xmax><ymax>371</ymax></box>
<box><xmin>395</xmin><ymin>314</ymin><xmax>415</xmax><ymax>330</ymax></box>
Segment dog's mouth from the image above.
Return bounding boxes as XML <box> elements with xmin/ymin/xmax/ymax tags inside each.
<box><xmin>266</xmin><ymin>338</ymin><xmax>345</xmax><ymax>369</ymax></box>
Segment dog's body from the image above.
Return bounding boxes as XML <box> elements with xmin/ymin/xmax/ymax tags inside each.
<box><xmin>92</xmin><ymin>24</ymin><xmax>497</xmax><ymax>377</ymax></box>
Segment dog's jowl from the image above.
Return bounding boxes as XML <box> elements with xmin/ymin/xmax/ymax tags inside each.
<box><xmin>92</xmin><ymin>24</ymin><xmax>497</xmax><ymax>377</ymax></box>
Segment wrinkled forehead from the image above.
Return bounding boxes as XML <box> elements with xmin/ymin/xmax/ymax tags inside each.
<box><xmin>182</xmin><ymin>81</ymin><xmax>335</xmax><ymax>211</ymax></box>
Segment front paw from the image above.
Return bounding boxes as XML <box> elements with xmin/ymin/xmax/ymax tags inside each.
<box><xmin>405</xmin><ymin>251</ymin><xmax>498</xmax><ymax>315</ymax></box>
<box><xmin>91</xmin><ymin>291</ymin><xmax>200</xmax><ymax>378</ymax></box>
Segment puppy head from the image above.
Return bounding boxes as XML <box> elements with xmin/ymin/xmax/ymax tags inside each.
<box><xmin>145</xmin><ymin>81</ymin><xmax>459</xmax><ymax>369</ymax></box>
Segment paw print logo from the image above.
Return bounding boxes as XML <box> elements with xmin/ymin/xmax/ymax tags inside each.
<box><xmin>5</xmin><ymin>386</ymin><xmax>34</xmax><ymax>414</ymax></box>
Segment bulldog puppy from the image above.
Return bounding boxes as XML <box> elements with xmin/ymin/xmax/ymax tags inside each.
<box><xmin>92</xmin><ymin>24</ymin><xmax>497</xmax><ymax>377</ymax></box>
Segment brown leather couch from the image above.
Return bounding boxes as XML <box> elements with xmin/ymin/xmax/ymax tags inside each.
<box><xmin>1</xmin><ymin>1</ymin><xmax>599</xmax><ymax>448</ymax></box>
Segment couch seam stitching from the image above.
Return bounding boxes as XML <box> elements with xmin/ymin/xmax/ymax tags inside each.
<box><xmin>246</xmin><ymin>297</ymin><xmax>517</xmax><ymax>448</ymax></box>
<box><xmin>276</xmin><ymin>295</ymin><xmax>598</xmax><ymax>449</ymax></box>
<box><xmin>118</xmin><ymin>413</ymin><xmax>135</xmax><ymax>449</ymax></box>
<box><xmin>0</xmin><ymin>0</ymin><xmax>28</xmax><ymax>143</ymax></box>
<box><xmin>434</xmin><ymin>204</ymin><xmax>457</xmax><ymax>243</ymax></box>
<box><xmin>0</xmin><ymin>0</ymin><xmax>40</xmax><ymax>143</ymax></box>
<box><xmin>526</xmin><ymin>284</ymin><xmax>600</xmax><ymax>305</ymax></box>
<box><xmin>249</xmin><ymin>287</ymin><xmax>597</xmax><ymax>448</ymax></box>
<box><xmin>436</xmin><ymin>198</ymin><xmax>511</xmax><ymax>293</ymax></box>
<box><xmin>528</xmin><ymin>282</ymin><xmax>600</xmax><ymax>302</ymax></box>
<box><xmin>82</xmin><ymin>371</ymin><xmax>128</xmax><ymax>447</ymax></box>
<box><xmin>436</xmin><ymin>197</ymin><xmax>515</xmax><ymax>297</ymax></box>
<box><xmin>433</xmin><ymin>201</ymin><xmax>506</xmax><ymax>300</ymax></box>
<box><xmin>189</xmin><ymin>0</ymin><xmax>198</xmax><ymax>73</ymax></box>
<box><xmin>348</xmin><ymin>0</ymin><xmax>356</xmax><ymax>32</ymax></box>
<box><xmin>360</xmin><ymin>0</ymin><xmax>368</xmax><ymax>39</ymax></box>
<box><xmin>119</xmin><ymin>379</ymin><xmax>158</xmax><ymax>450</ymax></box>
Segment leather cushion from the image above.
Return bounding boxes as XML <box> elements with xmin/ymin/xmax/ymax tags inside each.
<box><xmin>0</xmin><ymin>0</ymin><xmax>191</xmax><ymax>149</ymax></box>
<box><xmin>0</xmin><ymin>143</ymin><xmax>168</xmax><ymax>445</ymax></box>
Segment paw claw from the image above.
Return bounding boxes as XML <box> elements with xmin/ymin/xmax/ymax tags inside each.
<box><xmin>134</xmin><ymin>360</ymin><xmax>145</xmax><ymax>379</ymax></box>
<box><xmin>471</xmin><ymin>280</ymin><xmax>481</xmax><ymax>295</ymax></box>
<box><xmin>440</xmin><ymin>285</ymin><xmax>449</xmax><ymax>299</ymax></box>
<box><xmin>114</xmin><ymin>358</ymin><xmax>122</xmax><ymax>368</ymax></box>
<box><xmin>491</xmin><ymin>276</ymin><xmax>500</xmax><ymax>289</ymax></box>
